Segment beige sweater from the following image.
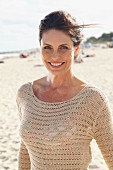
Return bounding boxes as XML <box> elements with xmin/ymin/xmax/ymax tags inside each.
<box><xmin>16</xmin><ymin>82</ymin><xmax>113</xmax><ymax>170</ymax></box>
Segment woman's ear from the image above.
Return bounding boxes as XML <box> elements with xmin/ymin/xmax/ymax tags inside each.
<box><xmin>74</xmin><ymin>45</ymin><xmax>80</xmax><ymax>59</ymax></box>
<box><xmin>74</xmin><ymin>45</ymin><xmax>80</xmax><ymax>53</ymax></box>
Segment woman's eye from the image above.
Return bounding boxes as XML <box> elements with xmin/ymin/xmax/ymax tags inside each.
<box><xmin>58</xmin><ymin>46</ymin><xmax>69</xmax><ymax>53</ymax></box>
<box><xmin>43</xmin><ymin>46</ymin><xmax>52</xmax><ymax>50</ymax></box>
<box><xmin>60</xmin><ymin>46</ymin><xmax>68</xmax><ymax>50</ymax></box>
<box><xmin>42</xmin><ymin>46</ymin><xmax>53</xmax><ymax>54</ymax></box>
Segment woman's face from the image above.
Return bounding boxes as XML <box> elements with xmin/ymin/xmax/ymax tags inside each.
<box><xmin>40</xmin><ymin>29</ymin><xmax>79</xmax><ymax>75</ymax></box>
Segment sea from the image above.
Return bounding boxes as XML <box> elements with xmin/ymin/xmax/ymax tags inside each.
<box><xmin>0</xmin><ymin>52</ymin><xmax>20</xmax><ymax>60</ymax></box>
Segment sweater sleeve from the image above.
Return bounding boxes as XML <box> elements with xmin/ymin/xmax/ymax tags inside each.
<box><xmin>16</xmin><ymin>86</ymin><xmax>31</xmax><ymax>170</ymax></box>
<box><xmin>93</xmin><ymin>92</ymin><xmax>113</xmax><ymax>169</ymax></box>
<box><xmin>18</xmin><ymin>140</ymin><xmax>31</xmax><ymax>170</ymax></box>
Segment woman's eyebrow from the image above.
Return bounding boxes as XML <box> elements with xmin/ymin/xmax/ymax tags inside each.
<box><xmin>60</xmin><ymin>44</ymin><xmax>69</xmax><ymax>46</ymax></box>
<box><xmin>43</xmin><ymin>43</ymin><xmax>69</xmax><ymax>47</ymax></box>
<box><xmin>43</xmin><ymin>43</ymin><xmax>51</xmax><ymax>46</ymax></box>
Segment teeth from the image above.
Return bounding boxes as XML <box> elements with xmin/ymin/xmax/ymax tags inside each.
<box><xmin>50</xmin><ymin>63</ymin><xmax>63</xmax><ymax>66</ymax></box>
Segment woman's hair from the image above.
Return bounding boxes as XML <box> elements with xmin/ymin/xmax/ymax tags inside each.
<box><xmin>39</xmin><ymin>10</ymin><xmax>91</xmax><ymax>46</ymax></box>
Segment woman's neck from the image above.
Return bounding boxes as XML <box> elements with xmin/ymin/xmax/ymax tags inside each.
<box><xmin>46</xmin><ymin>72</ymin><xmax>77</xmax><ymax>88</ymax></box>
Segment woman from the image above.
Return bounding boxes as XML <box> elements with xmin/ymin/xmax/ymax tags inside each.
<box><xmin>16</xmin><ymin>10</ymin><xmax>113</xmax><ymax>170</ymax></box>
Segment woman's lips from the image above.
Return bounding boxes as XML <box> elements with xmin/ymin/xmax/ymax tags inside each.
<box><xmin>48</xmin><ymin>62</ymin><xmax>65</xmax><ymax>68</ymax></box>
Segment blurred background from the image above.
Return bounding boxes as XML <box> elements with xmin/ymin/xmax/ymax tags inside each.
<box><xmin>0</xmin><ymin>0</ymin><xmax>113</xmax><ymax>52</ymax></box>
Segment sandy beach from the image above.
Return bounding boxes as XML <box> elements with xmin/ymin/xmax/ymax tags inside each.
<box><xmin>0</xmin><ymin>48</ymin><xmax>113</xmax><ymax>170</ymax></box>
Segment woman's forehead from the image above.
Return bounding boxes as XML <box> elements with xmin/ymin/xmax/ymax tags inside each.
<box><xmin>41</xmin><ymin>29</ymin><xmax>73</xmax><ymax>46</ymax></box>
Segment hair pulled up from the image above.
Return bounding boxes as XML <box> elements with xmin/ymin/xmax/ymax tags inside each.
<box><xmin>39</xmin><ymin>10</ymin><xmax>92</xmax><ymax>46</ymax></box>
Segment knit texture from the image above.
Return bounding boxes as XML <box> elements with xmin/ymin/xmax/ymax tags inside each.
<box><xmin>16</xmin><ymin>82</ymin><xmax>113</xmax><ymax>170</ymax></box>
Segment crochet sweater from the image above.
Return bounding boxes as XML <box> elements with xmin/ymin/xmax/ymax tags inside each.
<box><xmin>16</xmin><ymin>82</ymin><xmax>113</xmax><ymax>170</ymax></box>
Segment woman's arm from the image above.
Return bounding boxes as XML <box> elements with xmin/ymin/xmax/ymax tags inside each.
<box><xmin>18</xmin><ymin>140</ymin><xmax>31</xmax><ymax>170</ymax></box>
<box><xmin>93</xmin><ymin>95</ymin><xmax>113</xmax><ymax>169</ymax></box>
<box><xmin>16</xmin><ymin>86</ymin><xmax>31</xmax><ymax>169</ymax></box>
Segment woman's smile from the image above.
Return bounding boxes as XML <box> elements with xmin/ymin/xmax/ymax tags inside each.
<box><xmin>48</xmin><ymin>62</ymin><xmax>65</xmax><ymax>68</ymax></box>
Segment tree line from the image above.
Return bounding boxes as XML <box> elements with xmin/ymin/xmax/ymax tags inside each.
<box><xmin>85</xmin><ymin>32</ymin><xmax>113</xmax><ymax>44</ymax></box>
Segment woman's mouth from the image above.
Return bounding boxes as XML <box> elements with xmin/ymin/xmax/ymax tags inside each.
<box><xmin>48</xmin><ymin>62</ymin><xmax>65</xmax><ymax>68</ymax></box>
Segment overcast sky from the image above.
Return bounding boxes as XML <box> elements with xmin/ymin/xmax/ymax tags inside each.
<box><xmin>0</xmin><ymin>0</ymin><xmax>113</xmax><ymax>52</ymax></box>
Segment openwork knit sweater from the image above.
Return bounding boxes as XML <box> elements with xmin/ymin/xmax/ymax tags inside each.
<box><xmin>16</xmin><ymin>82</ymin><xmax>113</xmax><ymax>170</ymax></box>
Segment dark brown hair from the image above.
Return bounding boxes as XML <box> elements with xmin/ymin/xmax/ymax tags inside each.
<box><xmin>39</xmin><ymin>10</ymin><xmax>91</xmax><ymax>46</ymax></box>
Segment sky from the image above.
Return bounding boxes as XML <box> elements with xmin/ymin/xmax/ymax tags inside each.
<box><xmin>0</xmin><ymin>0</ymin><xmax>113</xmax><ymax>52</ymax></box>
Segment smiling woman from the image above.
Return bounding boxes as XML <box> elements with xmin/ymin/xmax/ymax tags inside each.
<box><xmin>40</xmin><ymin>29</ymin><xmax>77</xmax><ymax>74</ymax></box>
<box><xmin>16</xmin><ymin>10</ymin><xmax>113</xmax><ymax>170</ymax></box>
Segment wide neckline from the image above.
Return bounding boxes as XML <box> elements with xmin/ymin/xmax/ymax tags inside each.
<box><xmin>29</xmin><ymin>82</ymin><xmax>89</xmax><ymax>104</ymax></box>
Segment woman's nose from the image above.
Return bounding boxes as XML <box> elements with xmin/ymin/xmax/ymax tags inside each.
<box><xmin>51</xmin><ymin>51</ymin><xmax>59</xmax><ymax>58</ymax></box>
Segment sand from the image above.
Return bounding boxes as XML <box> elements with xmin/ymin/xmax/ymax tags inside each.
<box><xmin>0</xmin><ymin>48</ymin><xmax>113</xmax><ymax>170</ymax></box>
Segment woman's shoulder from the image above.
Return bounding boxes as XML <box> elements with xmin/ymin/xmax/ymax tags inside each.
<box><xmin>86</xmin><ymin>84</ymin><xmax>109</xmax><ymax>104</ymax></box>
<box><xmin>16</xmin><ymin>82</ymin><xmax>34</xmax><ymax>102</ymax></box>
<box><xmin>87</xmin><ymin>84</ymin><xmax>106</xmax><ymax>95</ymax></box>
<box><xmin>17</xmin><ymin>82</ymin><xmax>31</xmax><ymax>94</ymax></box>
<box><xmin>16</xmin><ymin>77</ymin><xmax>46</xmax><ymax>97</ymax></box>
<box><xmin>32</xmin><ymin>77</ymin><xmax>47</xmax><ymax>87</ymax></box>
